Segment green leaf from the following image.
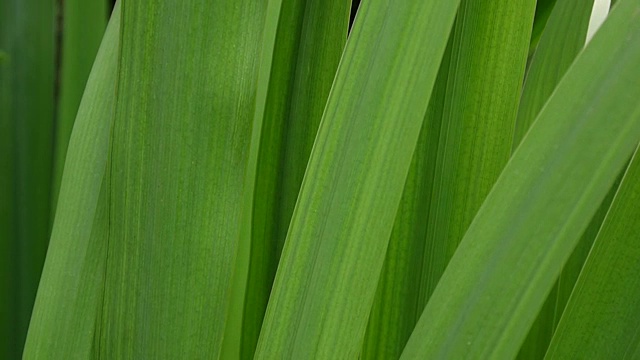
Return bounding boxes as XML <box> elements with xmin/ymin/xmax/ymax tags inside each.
<box><xmin>529</xmin><ymin>0</ymin><xmax>559</xmax><ymax>56</ymax></box>
<box><xmin>546</xmin><ymin>145</ymin><xmax>640</xmax><ymax>359</ymax></box>
<box><xmin>254</xmin><ymin>0</ymin><xmax>461</xmax><ymax>357</ymax></box>
<box><xmin>361</xmin><ymin>40</ymin><xmax>452</xmax><ymax>360</ymax></box>
<box><xmin>0</xmin><ymin>0</ymin><xmax>55</xmax><ymax>356</ymax></box>
<box><xmin>0</xmin><ymin>3</ymin><xmax>14</xmax><ymax>358</ymax></box>
<box><xmin>401</xmin><ymin>0</ymin><xmax>640</xmax><ymax>357</ymax></box>
<box><xmin>514</xmin><ymin>0</ymin><xmax>602</xmax><ymax>357</ymax></box>
<box><xmin>23</xmin><ymin>5</ymin><xmax>120</xmax><ymax>358</ymax></box>
<box><xmin>515</xmin><ymin>0</ymin><xmax>595</xmax><ymax>146</ymax></box>
<box><xmin>51</xmin><ymin>0</ymin><xmax>107</xmax><ymax>212</ymax></box>
<box><xmin>518</xmin><ymin>177</ymin><xmax>619</xmax><ymax>360</ymax></box>
<box><xmin>220</xmin><ymin>0</ymin><xmax>285</xmax><ymax>357</ymax></box>
<box><xmin>242</xmin><ymin>0</ymin><xmax>349</xmax><ymax>356</ymax></box>
<box><xmin>98</xmin><ymin>0</ymin><xmax>267</xmax><ymax>358</ymax></box>
<box><xmin>363</xmin><ymin>0</ymin><xmax>536</xmax><ymax>356</ymax></box>
<box><xmin>418</xmin><ymin>0</ymin><xmax>535</xmax><ymax>307</ymax></box>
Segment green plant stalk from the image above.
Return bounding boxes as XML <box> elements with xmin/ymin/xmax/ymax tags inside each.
<box><xmin>418</xmin><ymin>0</ymin><xmax>536</xmax><ymax>308</ymax></box>
<box><xmin>243</xmin><ymin>0</ymin><xmax>349</xmax><ymax>356</ymax></box>
<box><xmin>401</xmin><ymin>0</ymin><xmax>640</xmax><ymax>355</ymax></box>
<box><xmin>51</xmin><ymin>0</ymin><xmax>107</xmax><ymax>213</ymax></box>
<box><xmin>0</xmin><ymin>0</ymin><xmax>55</xmax><ymax>357</ymax></box>
<box><xmin>546</xmin><ymin>145</ymin><xmax>640</xmax><ymax>359</ymax></box>
<box><xmin>98</xmin><ymin>0</ymin><xmax>267</xmax><ymax>357</ymax></box>
<box><xmin>254</xmin><ymin>0</ymin><xmax>461</xmax><ymax>357</ymax></box>
<box><xmin>23</xmin><ymin>4</ymin><xmax>120</xmax><ymax>358</ymax></box>
<box><xmin>361</xmin><ymin>40</ymin><xmax>452</xmax><ymax>360</ymax></box>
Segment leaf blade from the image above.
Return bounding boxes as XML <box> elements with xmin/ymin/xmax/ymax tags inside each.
<box><xmin>401</xmin><ymin>1</ymin><xmax>640</xmax><ymax>357</ymax></box>
<box><xmin>99</xmin><ymin>1</ymin><xmax>268</xmax><ymax>357</ymax></box>
<box><xmin>242</xmin><ymin>0</ymin><xmax>350</xmax><ymax>356</ymax></box>
<box><xmin>24</xmin><ymin>4</ymin><xmax>121</xmax><ymax>358</ymax></box>
<box><xmin>545</xmin><ymin>145</ymin><xmax>640</xmax><ymax>359</ymax></box>
<box><xmin>254</xmin><ymin>0</ymin><xmax>461</xmax><ymax>357</ymax></box>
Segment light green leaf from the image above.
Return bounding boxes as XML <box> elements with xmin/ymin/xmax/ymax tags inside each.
<box><xmin>51</xmin><ymin>0</ymin><xmax>107</xmax><ymax>212</ymax></box>
<box><xmin>242</xmin><ymin>0</ymin><xmax>349</xmax><ymax>356</ymax></box>
<box><xmin>401</xmin><ymin>0</ymin><xmax>640</xmax><ymax>357</ymax></box>
<box><xmin>254</xmin><ymin>0</ymin><xmax>461</xmax><ymax>357</ymax></box>
<box><xmin>515</xmin><ymin>0</ymin><xmax>595</xmax><ymax>146</ymax></box>
<box><xmin>23</xmin><ymin>4</ymin><xmax>120</xmax><ymax>359</ymax></box>
<box><xmin>545</xmin><ymin>145</ymin><xmax>640</xmax><ymax>359</ymax></box>
<box><xmin>98</xmin><ymin>0</ymin><xmax>267</xmax><ymax>358</ymax></box>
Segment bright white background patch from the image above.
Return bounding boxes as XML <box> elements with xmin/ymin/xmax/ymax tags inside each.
<box><xmin>586</xmin><ymin>0</ymin><xmax>611</xmax><ymax>43</ymax></box>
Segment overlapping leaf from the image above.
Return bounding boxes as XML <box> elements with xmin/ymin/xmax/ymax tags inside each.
<box><xmin>24</xmin><ymin>4</ymin><xmax>120</xmax><ymax>358</ymax></box>
<box><xmin>51</xmin><ymin>0</ymin><xmax>107</xmax><ymax>210</ymax></box>
<box><xmin>546</xmin><ymin>146</ymin><xmax>640</xmax><ymax>359</ymax></box>
<box><xmin>401</xmin><ymin>0</ymin><xmax>640</xmax><ymax>356</ymax></box>
<box><xmin>242</xmin><ymin>0</ymin><xmax>349</xmax><ymax>357</ymax></box>
<box><xmin>363</xmin><ymin>0</ymin><xmax>536</xmax><ymax>356</ymax></box>
<box><xmin>254</xmin><ymin>0</ymin><xmax>461</xmax><ymax>357</ymax></box>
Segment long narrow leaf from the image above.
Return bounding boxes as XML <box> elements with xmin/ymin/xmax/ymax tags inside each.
<box><xmin>545</xmin><ymin>145</ymin><xmax>640</xmax><ymax>359</ymax></box>
<box><xmin>363</xmin><ymin>0</ymin><xmax>536</xmax><ymax>356</ymax></box>
<box><xmin>401</xmin><ymin>0</ymin><xmax>640</xmax><ymax>357</ymax></box>
<box><xmin>0</xmin><ymin>1</ymin><xmax>14</xmax><ymax>356</ymax></box>
<box><xmin>361</xmin><ymin>41</ymin><xmax>452</xmax><ymax>360</ymax></box>
<box><xmin>418</xmin><ymin>0</ymin><xmax>535</xmax><ymax>308</ymax></box>
<box><xmin>51</xmin><ymin>0</ymin><xmax>107</xmax><ymax>211</ymax></box>
<box><xmin>243</xmin><ymin>0</ymin><xmax>349</xmax><ymax>356</ymax></box>
<box><xmin>0</xmin><ymin>0</ymin><xmax>55</xmax><ymax>356</ymax></box>
<box><xmin>23</xmin><ymin>5</ymin><xmax>120</xmax><ymax>358</ymax></box>
<box><xmin>254</xmin><ymin>0</ymin><xmax>461</xmax><ymax>357</ymax></box>
<box><xmin>514</xmin><ymin>0</ymin><xmax>601</xmax><ymax>356</ymax></box>
<box><xmin>515</xmin><ymin>0</ymin><xmax>595</xmax><ymax>146</ymax></box>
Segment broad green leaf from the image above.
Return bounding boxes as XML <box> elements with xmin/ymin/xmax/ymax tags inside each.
<box><xmin>0</xmin><ymin>0</ymin><xmax>55</xmax><ymax>356</ymax></box>
<box><xmin>254</xmin><ymin>0</ymin><xmax>461</xmax><ymax>357</ymax></box>
<box><xmin>242</xmin><ymin>0</ymin><xmax>349</xmax><ymax>356</ymax></box>
<box><xmin>401</xmin><ymin>0</ymin><xmax>640</xmax><ymax>357</ymax></box>
<box><xmin>515</xmin><ymin>0</ymin><xmax>595</xmax><ymax>146</ymax></box>
<box><xmin>546</xmin><ymin>145</ymin><xmax>640</xmax><ymax>359</ymax></box>
<box><xmin>51</xmin><ymin>0</ymin><xmax>107</xmax><ymax>211</ymax></box>
<box><xmin>98</xmin><ymin>0</ymin><xmax>267</xmax><ymax>358</ymax></box>
<box><xmin>23</xmin><ymin>5</ymin><xmax>120</xmax><ymax>358</ymax></box>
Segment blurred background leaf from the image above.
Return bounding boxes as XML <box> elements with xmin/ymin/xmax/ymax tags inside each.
<box><xmin>0</xmin><ymin>0</ymin><xmax>55</xmax><ymax>357</ymax></box>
